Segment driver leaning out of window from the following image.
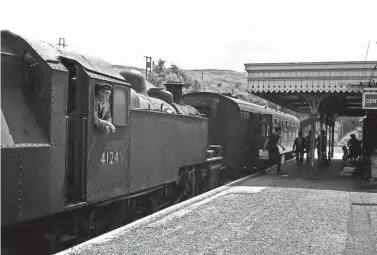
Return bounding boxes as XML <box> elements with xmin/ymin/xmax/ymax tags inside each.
<box><xmin>94</xmin><ymin>83</ymin><xmax>116</xmax><ymax>135</ymax></box>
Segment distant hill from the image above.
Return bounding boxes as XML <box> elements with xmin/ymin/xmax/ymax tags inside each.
<box><xmin>113</xmin><ymin>65</ymin><xmax>247</xmax><ymax>93</ymax></box>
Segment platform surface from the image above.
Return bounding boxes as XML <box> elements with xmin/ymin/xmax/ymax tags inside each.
<box><xmin>57</xmin><ymin>148</ymin><xmax>377</xmax><ymax>255</ymax></box>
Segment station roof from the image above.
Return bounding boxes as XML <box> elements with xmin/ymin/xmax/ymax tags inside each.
<box><xmin>245</xmin><ymin>61</ymin><xmax>377</xmax><ymax>117</ymax></box>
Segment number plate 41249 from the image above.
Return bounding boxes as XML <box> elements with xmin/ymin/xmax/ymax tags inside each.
<box><xmin>100</xmin><ymin>150</ymin><xmax>124</xmax><ymax>165</ymax></box>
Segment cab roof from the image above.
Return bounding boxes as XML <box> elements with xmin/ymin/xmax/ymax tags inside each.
<box><xmin>1</xmin><ymin>30</ymin><xmax>126</xmax><ymax>81</ymax></box>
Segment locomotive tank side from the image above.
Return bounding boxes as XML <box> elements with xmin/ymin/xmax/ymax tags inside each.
<box><xmin>119</xmin><ymin>70</ymin><xmax>208</xmax><ymax>195</ymax></box>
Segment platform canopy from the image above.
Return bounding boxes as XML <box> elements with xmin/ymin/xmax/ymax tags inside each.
<box><xmin>245</xmin><ymin>61</ymin><xmax>377</xmax><ymax>118</ymax></box>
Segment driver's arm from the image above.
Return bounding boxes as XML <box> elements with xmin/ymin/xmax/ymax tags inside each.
<box><xmin>102</xmin><ymin>103</ymin><xmax>112</xmax><ymax>123</ymax></box>
<box><xmin>93</xmin><ymin>102</ymin><xmax>109</xmax><ymax>129</ymax></box>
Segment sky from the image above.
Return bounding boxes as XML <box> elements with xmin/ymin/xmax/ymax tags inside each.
<box><xmin>1</xmin><ymin>0</ymin><xmax>377</xmax><ymax>72</ymax></box>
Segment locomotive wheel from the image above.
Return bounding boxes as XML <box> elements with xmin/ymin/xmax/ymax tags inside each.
<box><xmin>81</xmin><ymin>209</ymin><xmax>105</xmax><ymax>237</ymax></box>
<box><xmin>138</xmin><ymin>197</ymin><xmax>158</xmax><ymax>216</ymax></box>
<box><xmin>148</xmin><ymin>197</ymin><xmax>158</xmax><ymax>214</ymax></box>
<box><xmin>181</xmin><ymin>173</ymin><xmax>190</xmax><ymax>198</ymax></box>
<box><xmin>193</xmin><ymin>181</ymin><xmax>200</xmax><ymax>196</ymax></box>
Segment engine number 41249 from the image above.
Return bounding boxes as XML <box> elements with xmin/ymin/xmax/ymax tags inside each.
<box><xmin>100</xmin><ymin>150</ymin><xmax>124</xmax><ymax>165</ymax></box>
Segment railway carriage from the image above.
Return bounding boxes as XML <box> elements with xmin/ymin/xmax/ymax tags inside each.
<box><xmin>182</xmin><ymin>92</ymin><xmax>300</xmax><ymax>171</ymax></box>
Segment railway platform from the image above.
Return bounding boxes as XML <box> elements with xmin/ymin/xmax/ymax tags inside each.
<box><xmin>56</xmin><ymin>151</ymin><xmax>377</xmax><ymax>255</ymax></box>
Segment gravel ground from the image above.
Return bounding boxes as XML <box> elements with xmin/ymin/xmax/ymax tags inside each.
<box><xmin>60</xmin><ymin>179</ymin><xmax>377</xmax><ymax>255</ymax></box>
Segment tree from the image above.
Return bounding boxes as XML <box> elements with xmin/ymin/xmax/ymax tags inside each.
<box><xmin>231</xmin><ymin>82</ymin><xmax>241</xmax><ymax>95</ymax></box>
<box><xmin>146</xmin><ymin>59</ymin><xmax>191</xmax><ymax>88</ymax></box>
<box><xmin>154</xmin><ymin>59</ymin><xmax>166</xmax><ymax>75</ymax></box>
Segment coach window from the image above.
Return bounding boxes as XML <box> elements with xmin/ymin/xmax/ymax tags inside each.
<box><xmin>112</xmin><ymin>84</ymin><xmax>128</xmax><ymax>126</ymax></box>
<box><xmin>263</xmin><ymin>123</ymin><xmax>271</xmax><ymax>138</ymax></box>
<box><xmin>261</xmin><ymin>124</ymin><xmax>266</xmax><ymax>138</ymax></box>
<box><xmin>266</xmin><ymin>124</ymin><xmax>271</xmax><ymax>137</ymax></box>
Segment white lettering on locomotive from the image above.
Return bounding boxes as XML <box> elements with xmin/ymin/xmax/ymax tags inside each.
<box><xmin>100</xmin><ymin>150</ymin><xmax>124</xmax><ymax>165</ymax></box>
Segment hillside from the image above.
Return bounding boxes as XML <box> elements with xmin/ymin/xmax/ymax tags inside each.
<box><xmin>112</xmin><ymin>64</ymin><xmax>304</xmax><ymax>118</ymax></box>
<box><xmin>113</xmin><ymin>65</ymin><xmax>248</xmax><ymax>95</ymax></box>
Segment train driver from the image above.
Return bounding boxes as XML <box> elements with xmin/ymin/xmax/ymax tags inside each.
<box><xmin>94</xmin><ymin>83</ymin><xmax>116</xmax><ymax>135</ymax></box>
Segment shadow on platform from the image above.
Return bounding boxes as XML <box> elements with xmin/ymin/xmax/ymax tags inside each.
<box><xmin>240</xmin><ymin>158</ymin><xmax>376</xmax><ymax>193</ymax></box>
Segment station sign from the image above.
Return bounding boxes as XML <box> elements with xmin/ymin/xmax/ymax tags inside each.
<box><xmin>362</xmin><ymin>92</ymin><xmax>377</xmax><ymax>109</ymax></box>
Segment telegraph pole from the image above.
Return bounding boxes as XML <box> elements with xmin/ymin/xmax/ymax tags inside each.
<box><xmin>144</xmin><ymin>56</ymin><xmax>152</xmax><ymax>79</ymax></box>
<box><xmin>58</xmin><ymin>38</ymin><xmax>68</xmax><ymax>48</ymax></box>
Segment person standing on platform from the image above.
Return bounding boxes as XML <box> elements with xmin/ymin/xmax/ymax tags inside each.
<box><xmin>316</xmin><ymin>130</ymin><xmax>327</xmax><ymax>162</ymax></box>
<box><xmin>293</xmin><ymin>131</ymin><xmax>305</xmax><ymax>166</ymax></box>
<box><xmin>304</xmin><ymin>130</ymin><xmax>312</xmax><ymax>164</ymax></box>
<box><xmin>263</xmin><ymin>126</ymin><xmax>285</xmax><ymax>174</ymax></box>
<box><xmin>348</xmin><ymin>134</ymin><xmax>361</xmax><ymax>161</ymax></box>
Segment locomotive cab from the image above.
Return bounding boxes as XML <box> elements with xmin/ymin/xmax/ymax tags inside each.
<box><xmin>60</xmin><ymin>56</ymin><xmax>132</xmax><ymax>204</ymax></box>
<box><xmin>1</xmin><ymin>30</ymin><xmax>134</xmax><ymax>230</ymax></box>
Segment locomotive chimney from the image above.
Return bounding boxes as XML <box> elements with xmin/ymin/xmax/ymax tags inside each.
<box><xmin>164</xmin><ymin>82</ymin><xmax>184</xmax><ymax>104</ymax></box>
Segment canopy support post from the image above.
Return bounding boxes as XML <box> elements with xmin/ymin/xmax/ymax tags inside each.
<box><xmin>331</xmin><ymin>124</ymin><xmax>335</xmax><ymax>158</ymax></box>
<box><xmin>328</xmin><ymin>122</ymin><xmax>332</xmax><ymax>161</ymax></box>
<box><xmin>319</xmin><ymin>119</ymin><xmax>324</xmax><ymax>162</ymax></box>
<box><xmin>304</xmin><ymin>95</ymin><xmax>327</xmax><ymax>167</ymax></box>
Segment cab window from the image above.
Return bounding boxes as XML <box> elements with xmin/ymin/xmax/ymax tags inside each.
<box><xmin>112</xmin><ymin>85</ymin><xmax>128</xmax><ymax>126</ymax></box>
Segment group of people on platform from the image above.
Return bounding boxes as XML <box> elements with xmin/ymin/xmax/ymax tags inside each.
<box><xmin>292</xmin><ymin>129</ymin><xmax>329</xmax><ymax>166</ymax></box>
<box><xmin>243</xmin><ymin>114</ymin><xmax>373</xmax><ymax>180</ymax></box>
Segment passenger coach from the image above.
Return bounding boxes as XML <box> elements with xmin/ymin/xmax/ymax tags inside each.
<box><xmin>182</xmin><ymin>92</ymin><xmax>300</xmax><ymax>172</ymax></box>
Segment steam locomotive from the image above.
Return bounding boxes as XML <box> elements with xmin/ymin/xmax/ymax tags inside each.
<box><xmin>1</xmin><ymin>30</ymin><xmax>299</xmax><ymax>254</ymax></box>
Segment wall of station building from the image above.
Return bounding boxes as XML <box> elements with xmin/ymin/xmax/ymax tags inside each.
<box><xmin>362</xmin><ymin>112</ymin><xmax>377</xmax><ymax>155</ymax></box>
